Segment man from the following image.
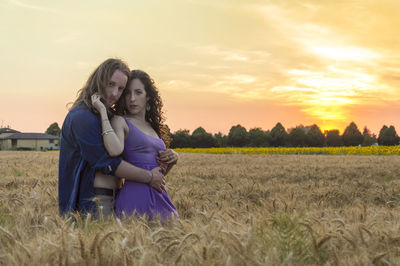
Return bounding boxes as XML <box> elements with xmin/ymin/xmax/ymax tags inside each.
<box><xmin>58</xmin><ymin>58</ymin><xmax>168</xmax><ymax>217</ymax></box>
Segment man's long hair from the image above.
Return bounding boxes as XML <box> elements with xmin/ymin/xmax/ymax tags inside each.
<box><xmin>116</xmin><ymin>70</ymin><xmax>171</xmax><ymax>147</ymax></box>
<box><xmin>70</xmin><ymin>58</ymin><xmax>130</xmax><ymax>115</ymax></box>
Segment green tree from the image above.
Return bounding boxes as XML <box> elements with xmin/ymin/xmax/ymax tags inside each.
<box><xmin>306</xmin><ymin>124</ymin><xmax>325</xmax><ymax>147</ymax></box>
<box><xmin>248</xmin><ymin>127</ymin><xmax>270</xmax><ymax>147</ymax></box>
<box><xmin>362</xmin><ymin>126</ymin><xmax>375</xmax><ymax>146</ymax></box>
<box><xmin>326</xmin><ymin>130</ymin><xmax>343</xmax><ymax>147</ymax></box>
<box><xmin>214</xmin><ymin>132</ymin><xmax>228</xmax><ymax>147</ymax></box>
<box><xmin>227</xmin><ymin>125</ymin><xmax>248</xmax><ymax>147</ymax></box>
<box><xmin>288</xmin><ymin>127</ymin><xmax>307</xmax><ymax>147</ymax></box>
<box><xmin>46</xmin><ymin>122</ymin><xmax>61</xmax><ymax>136</ymax></box>
<box><xmin>270</xmin><ymin>122</ymin><xmax>288</xmax><ymax>147</ymax></box>
<box><xmin>191</xmin><ymin>127</ymin><xmax>217</xmax><ymax>148</ymax></box>
<box><xmin>170</xmin><ymin>129</ymin><xmax>191</xmax><ymax>148</ymax></box>
<box><xmin>377</xmin><ymin>125</ymin><xmax>388</xmax><ymax>145</ymax></box>
<box><xmin>387</xmin><ymin>126</ymin><xmax>399</xmax><ymax>145</ymax></box>
<box><xmin>378</xmin><ymin>125</ymin><xmax>399</xmax><ymax>146</ymax></box>
<box><xmin>265</xmin><ymin>130</ymin><xmax>272</xmax><ymax>146</ymax></box>
<box><xmin>342</xmin><ymin>122</ymin><xmax>363</xmax><ymax>146</ymax></box>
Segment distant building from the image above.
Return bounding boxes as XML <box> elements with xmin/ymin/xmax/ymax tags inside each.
<box><xmin>0</xmin><ymin>129</ymin><xmax>59</xmax><ymax>151</ymax></box>
<box><xmin>0</xmin><ymin>128</ymin><xmax>20</xmax><ymax>136</ymax></box>
<box><xmin>0</xmin><ymin>128</ymin><xmax>21</xmax><ymax>150</ymax></box>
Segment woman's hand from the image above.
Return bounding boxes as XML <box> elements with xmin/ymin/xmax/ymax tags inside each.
<box><xmin>91</xmin><ymin>93</ymin><xmax>106</xmax><ymax>113</ymax></box>
<box><xmin>149</xmin><ymin>167</ymin><xmax>166</xmax><ymax>193</ymax></box>
<box><xmin>157</xmin><ymin>149</ymin><xmax>178</xmax><ymax>166</ymax></box>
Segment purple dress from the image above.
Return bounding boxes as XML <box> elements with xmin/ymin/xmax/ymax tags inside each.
<box><xmin>115</xmin><ymin>118</ymin><xmax>178</xmax><ymax>221</ymax></box>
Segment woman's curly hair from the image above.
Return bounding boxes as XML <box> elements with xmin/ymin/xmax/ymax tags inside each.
<box><xmin>116</xmin><ymin>70</ymin><xmax>171</xmax><ymax>147</ymax></box>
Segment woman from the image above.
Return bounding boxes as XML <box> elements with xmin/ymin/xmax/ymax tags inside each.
<box><xmin>92</xmin><ymin>70</ymin><xmax>178</xmax><ymax>221</ymax></box>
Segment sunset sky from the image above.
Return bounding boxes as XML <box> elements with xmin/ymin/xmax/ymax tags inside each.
<box><xmin>1</xmin><ymin>0</ymin><xmax>400</xmax><ymax>135</ymax></box>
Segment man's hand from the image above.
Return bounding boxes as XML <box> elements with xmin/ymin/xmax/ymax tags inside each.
<box><xmin>158</xmin><ymin>162</ymin><xmax>168</xmax><ymax>175</ymax></box>
<box><xmin>157</xmin><ymin>149</ymin><xmax>178</xmax><ymax>166</ymax></box>
<box><xmin>91</xmin><ymin>93</ymin><xmax>106</xmax><ymax>113</ymax></box>
<box><xmin>149</xmin><ymin>167</ymin><xmax>166</xmax><ymax>193</ymax></box>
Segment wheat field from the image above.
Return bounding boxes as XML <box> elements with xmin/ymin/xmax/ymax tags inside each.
<box><xmin>1</xmin><ymin>151</ymin><xmax>400</xmax><ymax>265</ymax></box>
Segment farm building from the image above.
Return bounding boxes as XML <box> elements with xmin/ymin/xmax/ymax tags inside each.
<box><xmin>0</xmin><ymin>129</ymin><xmax>59</xmax><ymax>151</ymax></box>
<box><xmin>0</xmin><ymin>128</ymin><xmax>21</xmax><ymax>150</ymax></box>
<box><xmin>0</xmin><ymin>128</ymin><xmax>20</xmax><ymax>138</ymax></box>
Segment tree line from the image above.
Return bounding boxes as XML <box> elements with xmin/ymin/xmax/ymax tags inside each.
<box><xmin>45</xmin><ymin>121</ymin><xmax>399</xmax><ymax>148</ymax></box>
<box><xmin>169</xmin><ymin>122</ymin><xmax>400</xmax><ymax>148</ymax></box>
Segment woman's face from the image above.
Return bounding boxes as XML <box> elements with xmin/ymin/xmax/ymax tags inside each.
<box><xmin>125</xmin><ymin>78</ymin><xmax>148</xmax><ymax>116</ymax></box>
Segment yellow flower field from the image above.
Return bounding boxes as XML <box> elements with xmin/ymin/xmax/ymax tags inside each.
<box><xmin>175</xmin><ymin>146</ymin><xmax>400</xmax><ymax>155</ymax></box>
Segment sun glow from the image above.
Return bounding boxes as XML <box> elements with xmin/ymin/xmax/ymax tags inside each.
<box><xmin>271</xmin><ymin>65</ymin><xmax>381</xmax><ymax>125</ymax></box>
<box><xmin>309</xmin><ymin>46</ymin><xmax>381</xmax><ymax>61</ymax></box>
<box><xmin>320</xmin><ymin>125</ymin><xmax>341</xmax><ymax>133</ymax></box>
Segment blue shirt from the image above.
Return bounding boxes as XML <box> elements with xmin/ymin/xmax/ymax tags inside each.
<box><xmin>58</xmin><ymin>103</ymin><xmax>122</xmax><ymax>215</ymax></box>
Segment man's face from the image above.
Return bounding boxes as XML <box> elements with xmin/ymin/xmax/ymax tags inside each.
<box><xmin>103</xmin><ymin>70</ymin><xmax>128</xmax><ymax>107</ymax></box>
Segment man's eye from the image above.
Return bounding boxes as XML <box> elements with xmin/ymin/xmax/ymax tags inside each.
<box><xmin>118</xmin><ymin>87</ymin><xmax>124</xmax><ymax>91</ymax></box>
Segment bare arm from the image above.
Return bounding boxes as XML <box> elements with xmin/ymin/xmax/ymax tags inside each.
<box><xmin>115</xmin><ymin>161</ymin><xmax>166</xmax><ymax>192</ymax></box>
<box><xmin>91</xmin><ymin>94</ymin><xmax>124</xmax><ymax>157</ymax></box>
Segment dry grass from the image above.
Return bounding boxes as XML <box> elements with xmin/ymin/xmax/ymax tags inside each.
<box><xmin>1</xmin><ymin>151</ymin><xmax>400</xmax><ymax>265</ymax></box>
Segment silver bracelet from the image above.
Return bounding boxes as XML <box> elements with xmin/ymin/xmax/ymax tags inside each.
<box><xmin>102</xmin><ymin>129</ymin><xmax>114</xmax><ymax>136</ymax></box>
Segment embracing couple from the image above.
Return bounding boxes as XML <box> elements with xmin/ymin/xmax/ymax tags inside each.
<box><xmin>58</xmin><ymin>58</ymin><xmax>178</xmax><ymax>221</ymax></box>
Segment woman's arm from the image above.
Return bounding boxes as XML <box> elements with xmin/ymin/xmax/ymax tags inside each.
<box><xmin>106</xmin><ymin>116</ymin><xmax>125</xmax><ymax>156</ymax></box>
<box><xmin>91</xmin><ymin>94</ymin><xmax>125</xmax><ymax>157</ymax></box>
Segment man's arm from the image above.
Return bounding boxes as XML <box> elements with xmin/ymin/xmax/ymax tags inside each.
<box><xmin>115</xmin><ymin>161</ymin><xmax>165</xmax><ymax>192</ymax></box>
